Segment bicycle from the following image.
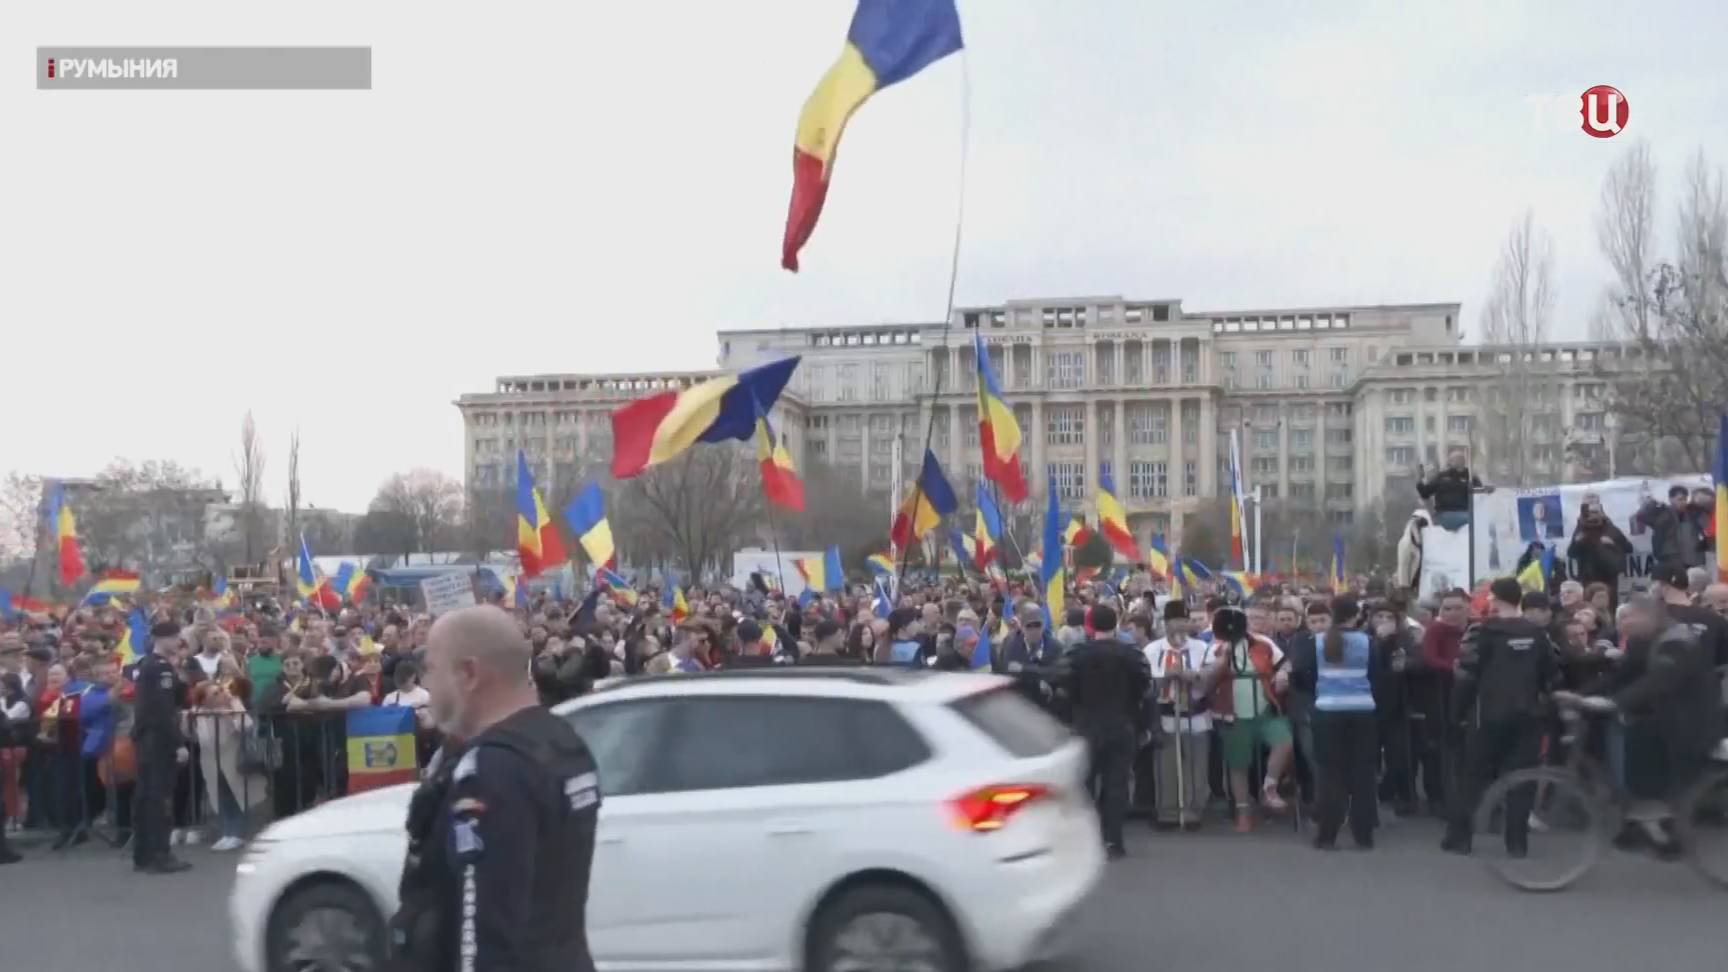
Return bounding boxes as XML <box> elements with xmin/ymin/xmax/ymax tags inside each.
<box><xmin>1471</xmin><ymin>693</ymin><xmax>1728</xmax><ymax>892</ymax></box>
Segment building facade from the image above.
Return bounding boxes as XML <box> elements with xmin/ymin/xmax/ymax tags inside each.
<box><xmin>458</xmin><ymin>296</ymin><xmax>1625</xmax><ymax>550</ymax></box>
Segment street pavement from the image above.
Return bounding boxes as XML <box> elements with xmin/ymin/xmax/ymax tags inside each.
<box><xmin>10</xmin><ymin>815</ymin><xmax>1720</xmax><ymax>972</ymax></box>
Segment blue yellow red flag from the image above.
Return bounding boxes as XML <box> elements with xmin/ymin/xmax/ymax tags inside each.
<box><xmin>516</xmin><ymin>452</ymin><xmax>568</xmax><ymax>578</ymax></box>
<box><xmin>974</xmin><ymin>333</ymin><xmax>1028</xmax><ymax>503</ymax></box>
<box><xmin>564</xmin><ymin>483</ymin><xmax>617</xmax><ymax>569</ymax></box>
<box><xmin>346</xmin><ymin>707</ymin><xmax>418</xmax><ymax>794</ymax></box>
<box><xmin>611</xmin><ymin>357</ymin><xmax>801</xmax><ymax>479</ymax></box>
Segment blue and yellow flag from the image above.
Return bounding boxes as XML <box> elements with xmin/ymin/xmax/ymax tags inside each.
<box><xmin>564</xmin><ymin>482</ymin><xmax>616</xmax><ymax>570</ymax></box>
<box><xmin>346</xmin><ymin>707</ymin><xmax>419</xmax><ymax>794</ymax></box>
<box><xmin>1041</xmin><ymin>474</ymin><xmax>1065</xmax><ymax>628</ymax></box>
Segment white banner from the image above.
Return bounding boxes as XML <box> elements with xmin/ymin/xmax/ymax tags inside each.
<box><xmin>420</xmin><ymin>572</ymin><xmax>477</xmax><ymax>617</ymax></box>
<box><xmin>1416</xmin><ymin>473</ymin><xmax>1709</xmax><ymax>600</ymax></box>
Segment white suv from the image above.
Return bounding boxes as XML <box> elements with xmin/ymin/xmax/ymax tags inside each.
<box><xmin>231</xmin><ymin>668</ymin><xmax>1104</xmax><ymax>972</ymax></box>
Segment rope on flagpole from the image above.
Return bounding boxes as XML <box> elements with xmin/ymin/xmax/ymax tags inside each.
<box><xmin>897</xmin><ymin>48</ymin><xmax>971</xmax><ymax>588</ymax></box>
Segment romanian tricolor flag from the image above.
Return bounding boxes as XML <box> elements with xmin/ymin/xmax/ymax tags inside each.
<box><xmin>1179</xmin><ymin>558</ymin><xmax>1209</xmax><ymax>593</ymax></box>
<box><xmin>664</xmin><ymin>583</ymin><xmax>690</xmax><ymax>623</ymax></box>
<box><xmin>1075</xmin><ymin>564</ymin><xmax>1101</xmax><ymax>586</ymax></box>
<box><xmin>781</xmin><ymin>0</ymin><xmax>964</xmax><ymax>271</ymax></box>
<box><xmin>564</xmin><ymin>483</ymin><xmax>617</xmax><ymax>570</ymax></box>
<box><xmin>1330</xmin><ymin>534</ymin><xmax>1347</xmax><ymax>589</ymax></box>
<box><xmin>890</xmin><ymin>450</ymin><xmax>959</xmax><ymax>550</ymax></box>
<box><xmin>1064</xmin><ymin>516</ymin><xmax>1093</xmax><ymax>549</ymax></box>
<box><xmin>971</xmin><ymin>482</ymin><xmax>1001</xmax><ymax>570</ymax></box>
<box><xmin>1040</xmin><ymin>473</ymin><xmax>1066</xmax><ymax>629</ymax></box>
<box><xmin>866</xmin><ymin>551</ymin><xmax>896</xmax><ymax>576</ymax></box>
<box><xmin>1148</xmin><ymin>534</ymin><xmax>1172</xmax><ymax>580</ymax></box>
<box><xmin>296</xmin><ymin>534</ymin><xmax>319</xmax><ymax>602</ymax></box>
<box><xmin>515</xmin><ymin>451</ymin><xmax>567</xmax><ymax>579</ymax></box>
<box><xmin>1227</xmin><ymin>430</ymin><xmax>1248</xmax><ymax>569</ymax></box>
<box><xmin>328</xmin><ymin>563</ymin><xmax>372</xmax><ymax>605</ymax></box>
<box><xmin>753</xmin><ymin>400</ymin><xmax>806</xmax><ymax>512</ymax></box>
<box><xmin>973</xmin><ymin>333</ymin><xmax>1029</xmax><ymax>503</ymax></box>
<box><xmin>796</xmin><ymin>545</ymin><xmax>845</xmax><ymax>594</ymax></box>
<box><xmin>1714</xmin><ymin>415</ymin><xmax>1727</xmax><ymax>581</ymax></box>
<box><xmin>114</xmin><ymin>608</ymin><xmax>152</xmax><ymax>666</ymax></box>
<box><xmin>611</xmin><ymin>357</ymin><xmax>801</xmax><ymax>479</ymax></box>
<box><xmin>44</xmin><ymin>482</ymin><xmax>85</xmax><ymax>587</ymax></box>
<box><xmin>82</xmin><ymin>568</ymin><xmax>141</xmax><ymax>606</ymax></box>
<box><xmin>346</xmin><ymin>707</ymin><xmax>419</xmax><ymax>794</ymax></box>
<box><xmin>1095</xmin><ymin>468</ymin><xmax>1139</xmax><ymax>562</ymax></box>
<box><xmin>595</xmin><ymin>566</ymin><xmax>639</xmax><ymax>607</ymax></box>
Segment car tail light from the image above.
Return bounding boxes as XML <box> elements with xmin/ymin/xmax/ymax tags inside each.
<box><xmin>948</xmin><ymin>784</ymin><xmax>1052</xmax><ymax>832</ymax></box>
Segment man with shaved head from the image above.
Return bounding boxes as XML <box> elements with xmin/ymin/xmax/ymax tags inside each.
<box><xmin>390</xmin><ymin>606</ymin><xmax>599</xmax><ymax>972</ymax></box>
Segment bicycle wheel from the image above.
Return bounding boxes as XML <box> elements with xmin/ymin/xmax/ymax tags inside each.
<box><xmin>1473</xmin><ymin>767</ymin><xmax>1603</xmax><ymax>892</ymax></box>
<box><xmin>1674</xmin><ymin>765</ymin><xmax>1728</xmax><ymax>890</ymax></box>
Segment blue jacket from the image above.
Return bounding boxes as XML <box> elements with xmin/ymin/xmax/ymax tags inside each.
<box><xmin>79</xmin><ymin>683</ymin><xmax>116</xmax><ymax>758</ymax></box>
<box><xmin>1313</xmin><ymin>630</ymin><xmax>1376</xmax><ymax>713</ymax></box>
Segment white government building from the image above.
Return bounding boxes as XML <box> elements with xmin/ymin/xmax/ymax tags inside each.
<box><xmin>457</xmin><ymin>296</ymin><xmax>1627</xmax><ymax>547</ymax></box>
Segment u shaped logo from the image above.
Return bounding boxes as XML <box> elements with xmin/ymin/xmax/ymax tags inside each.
<box><xmin>1580</xmin><ymin>85</ymin><xmax>1628</xmax><ymax>138</ymax></box>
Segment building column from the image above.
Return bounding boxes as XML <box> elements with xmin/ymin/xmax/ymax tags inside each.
<box><xmin>860</xmin><ymin>419</ymin><xmax>872</xmax><ymax>494</ymax></box>
<box><xmin>1199</xmin><ymin>394</ymin><xmax>1217</xmax><ymax>498</ymax></box>
<box><xmin>948</xmin><ymin>405</ymin><xmax>962</xmax><ymax>475</ymax></box>
<box><xmin>1116</xmin><ymin>342</ymin><xmax>1126</xmax><ymax>390</ymax></box>
<box><xmin>1030</xmin><ymin>400</ymin><xmax>1046</xmax><ymax>490</ymax></box>
<box><xmin>1084</xmin><ymin>399</ymin><xmax>1100</xmax><ymax>499</ymax></box>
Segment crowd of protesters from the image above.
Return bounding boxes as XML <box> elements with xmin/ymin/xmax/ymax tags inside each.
<box><xmin>2</xmin><ymin>546</ymin><xmax>1725</xmax><ymax>867</ymax></box>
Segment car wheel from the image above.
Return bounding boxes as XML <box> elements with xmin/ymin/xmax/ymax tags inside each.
<box><xmin>808</xmin><ymin>883</ymin><xmax>965</xmax><ymax>972</ymax></box>
<box><xmin>267</xmin><ymin>881</ymin><xmax>385</xmax><ymax>972</ymax></box>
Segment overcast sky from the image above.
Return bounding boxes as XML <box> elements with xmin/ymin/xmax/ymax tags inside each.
<box><xmin>5</xmin><ymin>0</ymin><xmax>1725</xmax><ymax>514</ymax></box>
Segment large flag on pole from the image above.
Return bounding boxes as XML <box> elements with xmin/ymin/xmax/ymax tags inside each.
<box><xmin>1095</xmin><ymin>466</ymin><xmax>1140</xmax><ymax>562</ymax></box>
<box><xmin>1228</xmin><ymin>429</ymin><xmax>1248</xmax><ymax>570</ymax></box>
<box><xmin>515</xmin><ymin>452</ymin><xmax>568</xmax><ymax>578</ymax></box>
<box><xmin>1330</xmin><ymin>534</ymin><xmax>1347</xmax><ymax>589</ymax></box>
<box><xmin>890</xmin><ymin>449</ymin><xmax>959</xmax><ymax>550</ymax></box>
<box><xmin>563</xmin><ymin>483</ymin><xmax>617</xmax><ymax>570</ymax></box>
<box><xmin>611</xmin><ymin>357</ymin><xmax>801</xmax><ymax>478</ymax></box>
<box><xmin>1041</xmin><ymin>473</ymin><xmax>1065</xmax><ymax>628</ymax></box>
<box><xmin>43</xmin><ymin>481</ymin><xmax>85</xmax><ymax>587</ymax></box>
<box><xmin>781</xmin><ymin>0</ymin><xmax>965</xmax><ymax>271</ymax></box>
<box><xmin>753</xmin><ymin>398</ymin><xmax>807</xmax><ymax>512</ymax></box>
<box><xmin>296</xmin><ymin>534</ymin><xmax>319</xmax><ymax>602</ymax></box>
<box><xmin>973</xmin><ymin>333</ymin><xmax>1029</xmax><ymax>503</ymax></box>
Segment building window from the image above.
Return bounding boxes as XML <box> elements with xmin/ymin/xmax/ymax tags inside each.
<box><xmin>1328</xmin><ymin>455</ymin><xmax>1353</xmax><ymax>474</ymax></box>
<box><xmin>1221</xmin><ymin>351</ymin><xmax>1237</xmax><ymax>372</ymax></box>
<box><xmin>1329</xmin><ymin>509</ymin><xmax>1355</xmax><ymax>525</ymax></box>
<box><xmin>1256</xmin><ymin>350</ymin><xmax>1274</xmax><ymax>368</ymax></box>
<box><xmin>1096</xmin><ymin>345</ymin><xmax>1116</xmax><ymax>386</ymax></box>
<box><xmin>1292</xmin><ymin>349</ymin><xmax>1310</xmax><ymax>367</ymax></box>
<box><xmin>1576</xmin><ymin>412</ymin><xmax>1605</xmax><ymax>431</ymax></box>
<box><xmin>1532</xmin><ymin>444</ymin><xmax>1557</xmax><ymax>464</ymax></box>
<box><xmin>872</xmin><ymin>364</ymin><xmax>891</xmax><ymax>400</ymax></box>
<box><xmin>1181</xmin><ymin>404</ymin><xmax>1199</xmax><ymax>445</ymax></box>
<box><xmin>1127</xmin><ymin>402</ymin><xmax>1168</xmax><ymax>445</ymax></box>
<box><xmin>1252</xmin><ymin>456</ymin><xmax>1278</xmax><ymax>476</ymax></box>
<box><xmin>1289</xmin><ymin>455</ymin><xmax>1314</xmax><ymax>474</ymax></box>
<box><xmin>1385</xmin><ymin>417</ymin><xmax>1415</xmax><ymax>435</ymax></box>
<box><xmin>1290</xmin><ymin>429</ymin><xmax>1313</xmax><ymax>450</ymax></box>
<box><xmin>1389</xmin><ymin>388</ymin><xmax>1414</xmax><ymax>405</ymax></box>
<box><xmin>1326</xmin><ymin>482</ymin><xmax>1354</xmax><ymax>500</ymax></box>
<box><xmin>1129</xmin><ymin>461</ymin><xmax>1168</xmax><ymax>499</ymax></box>
<box><xmin>1099</xmin><ymin>407</ymin><xmax>1115</xmax><ymax>447</ymax></box>
<box><xmin>1386</xmin><ymin>446</ymin><xmax>1416</xmax><ymax>466</ymax></box>
<box><xmin>1183</xmin><ymin>461</ymin><xmax>1197</xmax><ymax>496</ymax></box>
<box><xmin>1326</xmin><ymin>428</ymin><xmax>1353</xmax><ymax>446</ymax></box>
<box><xmin>1099</xmin><ymin>460</ymin><xmax>1112</xmax><ymax>487</ymax></box>
<box><xmin>1046</xmin><ymin>405</ymin><xmax>1085</xmax><ymax>445</ymax></box>
<box><xmin>1447</xmin><ymin>415</ymin><xmax>1473</xmax><ymax>435</ymax></box>
<box><xmin>1290</xmin><ymin>482</ymin><xmax>1315</xmax><ymax>501</ymax></box>
<box><xmin>1049</xmin><ymin>462</ymin><xmax>1086</xmax><ymax>500</ymax></box>
<box><xmin>1424</xmin><ymin>387</ymin><xmax>1439</xmax><ymax>403</ymax></box>
<box><xmin>1330</xmin><ymin>347</ymin><xmax>1349</xmax><ymax>363</ymax></box>
<box><xmin>1046</xmin><ymin>351</ymin><xmax>1084</xmax><ymax>389</ymax></box>
<box><xmin>1254</xmin><ymin>429</ymin><xmax>1278</xmax><ymax>450</ymax></box>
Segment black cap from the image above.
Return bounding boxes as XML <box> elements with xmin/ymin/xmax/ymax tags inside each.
<box><xmin>151</xmin><ymin>621</ymin><xmax>182</xmax><ymax>640</ymax></box>
<box><xmin>1650</xmin><ymin>563</ymin><xmax>1690</xmax><ymax>590</ymax></box>
<box><xmin>1090</xmin><ymin>604</ymin><xmax>1118</xmax><ymax>632</ymax></box>
<box><xmin>1521</xmin><ymin>591</ymin><xmax>1552</xmax><ymax>611</ymax></box>
<box><xmin>813</xmin><ymin>618</ymin><xmax>841</xmax><ymax>642</ymax></box>
<box><xmin>1489</xmin><ymin>577</ymin><xmax>1524</xmax><ymax>607</ymax></box>
<box><xmin>1669</xmin><ymin>484</ymin><xmax>1689</xmax><ymax>500</ymax></box>
<box><xmin>1162</xmin><ymin>599</ymin><xmax>1189</xmax><ymax>621</ymax></box>
<box><xmin>736</xmin><ymin>619</ymin><xmax>763</xmax><ymax>644</ymax></box>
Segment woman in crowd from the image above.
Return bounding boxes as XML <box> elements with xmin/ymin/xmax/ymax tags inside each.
<box><xmin>191</xmin><ymin>680</ymin><xmax>264</xmax><ymax>851</ymax></box>
<box><xmin>259</xmin><ymin>650</ymin><xmax>323</xmax><ymax>819</ymax></box>
<box><xmin>1298</xmin><ymin>596</ymin><xmax>1383</xmax><ymax>851</ymax></box>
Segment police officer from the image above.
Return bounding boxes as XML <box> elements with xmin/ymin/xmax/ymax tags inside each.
<box><xmin>1063</xmin><ymin>604</ymin><xmax>1151</xmax><ymax>859</ymax></box>
<box><xmin>390</xmin><ymin>605</ymin><xmax>599</xmax><ymax>972</ymax></box>
<box><xmin>133</xmin><ymin>621</ymin><xmax>191</xmax><ymax>874</ymax></box>
<box><xmin>1441</xmin><ymin>578</ymin><xmax>1558</xmax><ymax>856</ymax></box>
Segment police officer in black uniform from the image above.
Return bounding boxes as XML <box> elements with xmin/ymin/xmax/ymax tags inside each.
<box><xmin>390</xmin><ymin>605</ymin><xmax>599</xmax><ymax>972</ymax></box>
<box><xmin>1441</xmin><ymin>578</ymin><xmax>1558</xmax><ymax>856</ymax></box>
<box><xmin>1063</xmin><ymin>604</ymin><xmax>1152</xmax><ymax>859</ymax></box>
<box><xmin>133</xmin><ymin>621</ymin><xmax>191</xmax><ymax>874</ymax></box>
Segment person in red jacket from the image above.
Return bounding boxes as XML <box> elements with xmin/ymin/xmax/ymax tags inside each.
<box><xmin>1410</xmin><ymin>588</ymin><xmax>1469</xmax><ymax>815</ymax></box>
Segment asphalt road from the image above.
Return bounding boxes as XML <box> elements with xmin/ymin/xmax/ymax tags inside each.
<box><xmin>9</xmin><ymin>816</ymin><xmax>1720</xmax><ymax>972</ymax></box>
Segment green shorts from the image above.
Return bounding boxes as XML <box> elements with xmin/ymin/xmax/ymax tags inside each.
<box><xmin>1221</xmin><ymin>715</ymin><xmax>1292</xmax><ymax>770</ymax></box>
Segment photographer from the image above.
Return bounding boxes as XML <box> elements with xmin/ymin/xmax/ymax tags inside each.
<box><xmin>1568</xmin><ymin>499</ymin><xmax>1631</xmax><ymax>609</ymax></box>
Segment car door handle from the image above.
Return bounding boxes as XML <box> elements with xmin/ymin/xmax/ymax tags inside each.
<box><xmin>767</xmin><ymin>822</ymin><xmax>814</xmax><ymax>838</ymax></box>
<box><xmin>598</xmin><ymin>835</ymin><xmax>625</xmax><ymax>846</ymax></box>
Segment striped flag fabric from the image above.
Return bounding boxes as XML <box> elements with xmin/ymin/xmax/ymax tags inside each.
<box><xmin>346</xmin><ymin>707</ymin><xmax>419</xmax><ymax>794</ymax></box>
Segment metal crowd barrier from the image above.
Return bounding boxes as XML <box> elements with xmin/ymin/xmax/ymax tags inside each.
<box><xmin>4</xmin><ymin>710</ymin><xmax>434</xmax><ymax>845</ymax></box>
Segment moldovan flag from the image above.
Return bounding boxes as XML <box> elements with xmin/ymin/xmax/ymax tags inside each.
<box><xmin>516</xmin><ymin>451</ymin><xmax>568</xmax><ymax>579</ymax></box>
<box><xmin>1714</xmin><ymin>414</ymin><xmax>1726</xmax><ymax>581</ymax></box>
<box><xmin>44</xmin><ymin>481</ymin><xmax>85</xmax><ymax>587</ymax></box>
<box><xmin>564</xmin><ymin>483</ymin><xmax>617</xmax><ymax>570</ymax></box>
<box><xmin>346</xmin><ymin>707</ymin><xmax>419</xmax><ymax>794</ymax></box>
<box><xmin>973</xmin><ymin>333</ymin><xmax>1029</xmax><ymax>503</ymax></box>
<box><xmin>1095</xmin><ymin>468</ymin><xmax>1140</xmax><ymax>561</ymax></box>
<box><xmin>611</xmin><ymin>357</ymin><xmax>801</xmax><ymax>479</ymax></box>
<box><xmin>781</xmin><ymin>0</ymin><xmax>964</xmax><ymax>271</ymax></box>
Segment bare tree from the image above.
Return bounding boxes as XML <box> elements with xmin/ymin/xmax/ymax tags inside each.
<box><xmin>1476</xmin><ymin>210</ymin><xmax>1558</xmax><ymax>488</ymax></box>
<box><xmin>0</xmin><ymin>473</ymin><xmax>43</xmax><ymax>567</ymax></box>
<box><xmin>76</xmin><ymin>459</ymin><xmax>225</xmax><ymax>580</ymax></box>
<box><xmin>284</xmin><ymin>431</ymin><xmax>301</xmax><ymax>578</ymax></box>
<box><xmin>619</xmin><ymin>447</ymin><xmax>765</xmax><ymax>582</ymax></box>
<box><xmin>235</xmin><ymin>410</ymin><xmax>268</xmax><ymax>562</ymax></box>
<box><xmin>371</xmin><ymin>469</ymin><xmax>465</xmax><ymax>553</ymax></box>
<box><xmin>1599</xmin><ymin>150</ymin><xmax>1728</xmax><ymax>472</ymax></box>
<box><xmin>1595</xmin><ymin>140</ymin><xmax>1658</xmax><ymax>341</ymax></box>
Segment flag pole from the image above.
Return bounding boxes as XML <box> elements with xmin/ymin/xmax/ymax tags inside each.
<box><xmin>993</xmin><ymin>481</ymin><xmax>1027</xmax><ymax>569</ymax></box>
<box><xmin>765</xmin><ymin>499</ymin><xmax>789</xmax><ymax>594</ymax></box>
